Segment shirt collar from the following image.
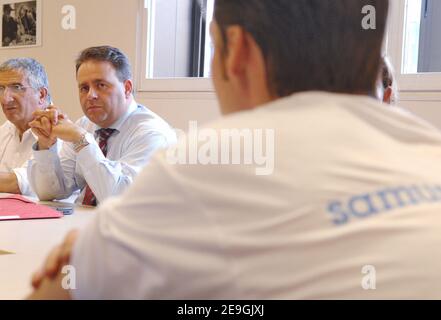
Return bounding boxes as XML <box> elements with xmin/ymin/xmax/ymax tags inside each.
<box><xmin>7</xmin><ymin>121</ymin><xmax>36</xmax><ymax>141</ymax></box>
<box><xmin>6</xmin><ymin>121</ymin><xmax>16</xmax><ymax>135</ymax></box>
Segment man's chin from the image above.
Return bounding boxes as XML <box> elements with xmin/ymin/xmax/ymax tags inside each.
<box><xmin>4</xmin><ymin>113</ymin><xmax>20</xmax><ymax>123</ymax></box>
<box><xmin>85</xmin><ymin>112</ymin><xmax>106</xmax><ymax>126</ymax></box>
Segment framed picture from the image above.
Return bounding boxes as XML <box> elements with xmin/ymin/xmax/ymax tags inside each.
<box><xmin>0</xmin><ymin>0</ymin><xmax>41</xmax><ymax>48</ymax></box>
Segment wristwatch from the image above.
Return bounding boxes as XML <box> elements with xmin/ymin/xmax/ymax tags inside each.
<box><xmin>72</xmin><ymin>133</ymin><xmax>90</xmax><ymax>153</ymax></box>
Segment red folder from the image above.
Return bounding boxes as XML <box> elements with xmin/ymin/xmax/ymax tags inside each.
<box><xmin>0</xmin><ymin>195</ymin><xmax>63</xmax><ymax>221</ymax></box>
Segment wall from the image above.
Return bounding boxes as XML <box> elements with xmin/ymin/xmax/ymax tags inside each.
<box><xmin>398</xmin><ymin>92</ymin><xmax>441</xmax><ymax>128</ymax></box>
<box><xmin>137</xmin><ymin>91</ymin><xmax>220</xmax><ymax>130</ymax></box>
<box><xmin>0</xmin><ymin>0</ymin><xmax>439</xmax><ymax>131</ymax></box>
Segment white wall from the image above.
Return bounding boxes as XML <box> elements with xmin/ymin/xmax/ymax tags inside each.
<box><xmin>398</xmin><ymin>92</ymin><xmax>441</xmax><ymax>128</ymax></box>
<box><xmin>0</xmin><ymin>0</ymin><xmax>438</xmax><ymax>131</ymax></box>
<box><xmin>137</xmin><ymin>91</ymin><xmax>220</xmax><ymax>130</ymax></box>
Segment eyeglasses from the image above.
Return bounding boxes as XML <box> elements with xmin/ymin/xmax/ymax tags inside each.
<box><xmin>0</xmin><ymin>84</ymin><xmax>34</xmax><ymax>95</ymax></box>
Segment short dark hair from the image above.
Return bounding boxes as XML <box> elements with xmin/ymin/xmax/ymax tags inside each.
<box><xmin>75</xmin><ymin>46</ymin><xmax>132</xmax><ymax>82</ymax></box>
<box><xmin>214</xmin><ymin>0</ymin><xmax>389</xmax><ymax>97</ymax></box>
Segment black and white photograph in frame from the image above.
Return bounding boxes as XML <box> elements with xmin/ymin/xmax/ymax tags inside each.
<box><xmin>1</xmin><ymin>0</ymin><xmax>41</xmax><ymax>48</ymax></box>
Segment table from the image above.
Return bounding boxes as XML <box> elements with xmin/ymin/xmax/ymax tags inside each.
<box><xmin>0</xmin><ymin>204</ymin><xmax>95</xmax><ymax>299</ymax></box>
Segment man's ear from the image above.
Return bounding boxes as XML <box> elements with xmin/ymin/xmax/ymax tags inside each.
<box><xmin>224</xmin><ymin>26</ymin><xmax>249</xmax><ymax>80</ymax></box>
<box><xmin>123</xmin><ymin>80</ymin><xmax>133</xmax><ymax>98</ymax></box>
<box><xmin>222</xmin><ymin>24</ymin><xmax>273</xmax><ymax>107</ymax></box>
<box><xmin>383</xmin><ymin>87</ymin><xmax>393</xmax><ymax>104</ymax></box>
<box><xmin>38</xmin><ymin>87</ymin><xmax>48</xmax><ymax>106</ymax></box>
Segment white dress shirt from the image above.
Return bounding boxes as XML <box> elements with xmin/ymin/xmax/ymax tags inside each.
<box><xmin>0</xmin><ymin>121</ymin><xmax>35</xmax><ymax>195</ymax></box>
<box><xmin>72</xmin><ymin>92</ymin><xmax>441</xmax><ymax>299</ymax></box>
<box><xmin>28</xmin><ymin>100</ymin><xmax>176</xmax><ymax>204</ymax></box>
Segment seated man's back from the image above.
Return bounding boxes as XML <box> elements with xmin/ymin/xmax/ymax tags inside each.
<box><xmin>71</xmin><ymin>92</ymin><xmax>441</xmax><ymax>299</ymax></box>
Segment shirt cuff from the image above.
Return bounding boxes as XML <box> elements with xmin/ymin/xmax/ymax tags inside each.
<box><xmin>12</xmin><ymin>167</ymin><xmax>35</xmax><ymax>196</ymax></box>
<box><xmin>32</xmin><ymin>141</ymin><xmax>59</xmax><ymax>165</ymax></box>
<box><xmin>76</xmin><ymin>136</ymin><xmax>106</xmax><ymax>173</ymax></box>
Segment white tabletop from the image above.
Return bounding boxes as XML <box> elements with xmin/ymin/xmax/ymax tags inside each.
<box><xmin>0</xmin><ymin>204</ymin><xmax>95</xmax><ymax>300</ymax></box>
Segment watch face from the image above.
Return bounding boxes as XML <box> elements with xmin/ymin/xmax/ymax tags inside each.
<box><xmin>73</xmin><ymin>133</ymin><xmax>90</xmax><ymax>152</ymax></box>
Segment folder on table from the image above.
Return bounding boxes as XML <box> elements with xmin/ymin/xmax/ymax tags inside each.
<box><xmin>0</xmin><ymin>195</ymin><xmax>63</xmax><ymax>221</ymax></box>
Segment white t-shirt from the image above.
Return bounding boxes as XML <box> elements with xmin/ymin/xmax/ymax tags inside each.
<box><xmin>0</xmin><ymin>121</ymin><xmax>35</xmax><ymax>195</ymax></box>
<box><xmin>72</xmin><ymin>92</ymin><xmax>441</xmax><ymax>299</ymax></box>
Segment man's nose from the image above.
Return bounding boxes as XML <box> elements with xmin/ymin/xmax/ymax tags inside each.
<box><xmin>87</xmin><ymin>87</ymin><xmax>98</xmax><ymax>100</ymax></box>
<box><xmin>0</xmin><ymin>88</ymin><xmax>15</xmax><ymax>102</ymax></box>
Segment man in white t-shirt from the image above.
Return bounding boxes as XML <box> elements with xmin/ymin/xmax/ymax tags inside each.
<box><xmin>0</xmin><ymin>58</ymin><xmax>51</xmax><ymax>195</ymax></box>
<box><xmin>29</xmin><ymin>0</ymin><xmax>441</xmax><ymax>299</ymax></box>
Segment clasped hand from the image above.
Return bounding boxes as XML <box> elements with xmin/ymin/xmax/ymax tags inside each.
<box><xmin>29</xmin><ymin>106</ymin><xmax>85</xmax><ymax>150</ymax></box>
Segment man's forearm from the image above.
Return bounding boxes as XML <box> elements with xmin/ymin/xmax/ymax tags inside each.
<box><xmin>29</xmin><ymin>145</ymin><xmax>79</xmax><ymax>201</ymax></box>
<box><xmin>0</xmin><ymin>173</ymin><xmax>21</xmax><ymax>194</ymax></box>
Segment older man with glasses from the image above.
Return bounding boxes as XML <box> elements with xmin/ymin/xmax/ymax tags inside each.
<box><xmin>0</xmin><ymin>58</ymin><xmax>52</xmax><ymax>195</ymax></box>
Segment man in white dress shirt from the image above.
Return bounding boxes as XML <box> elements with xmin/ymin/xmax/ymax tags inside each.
<box><xmin>28</xmin><ymin>46</ymin><xmax>176</xmax><ymax>205</ymax></box>
<box><xmin>30</xmin><ymin>0</ymin><xmax>441</xmax><ymax>299</ymax></box>
<box><xmin>0</xmin><ymin>58</ymin><xmax>51</xmax><ymax>195</ymax></box>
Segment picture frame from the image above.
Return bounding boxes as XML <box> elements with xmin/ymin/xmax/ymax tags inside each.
<box><xmin>0</xmin><ymin>0</ymin><xmax>41</xmax><ymax>48</ymax></box>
